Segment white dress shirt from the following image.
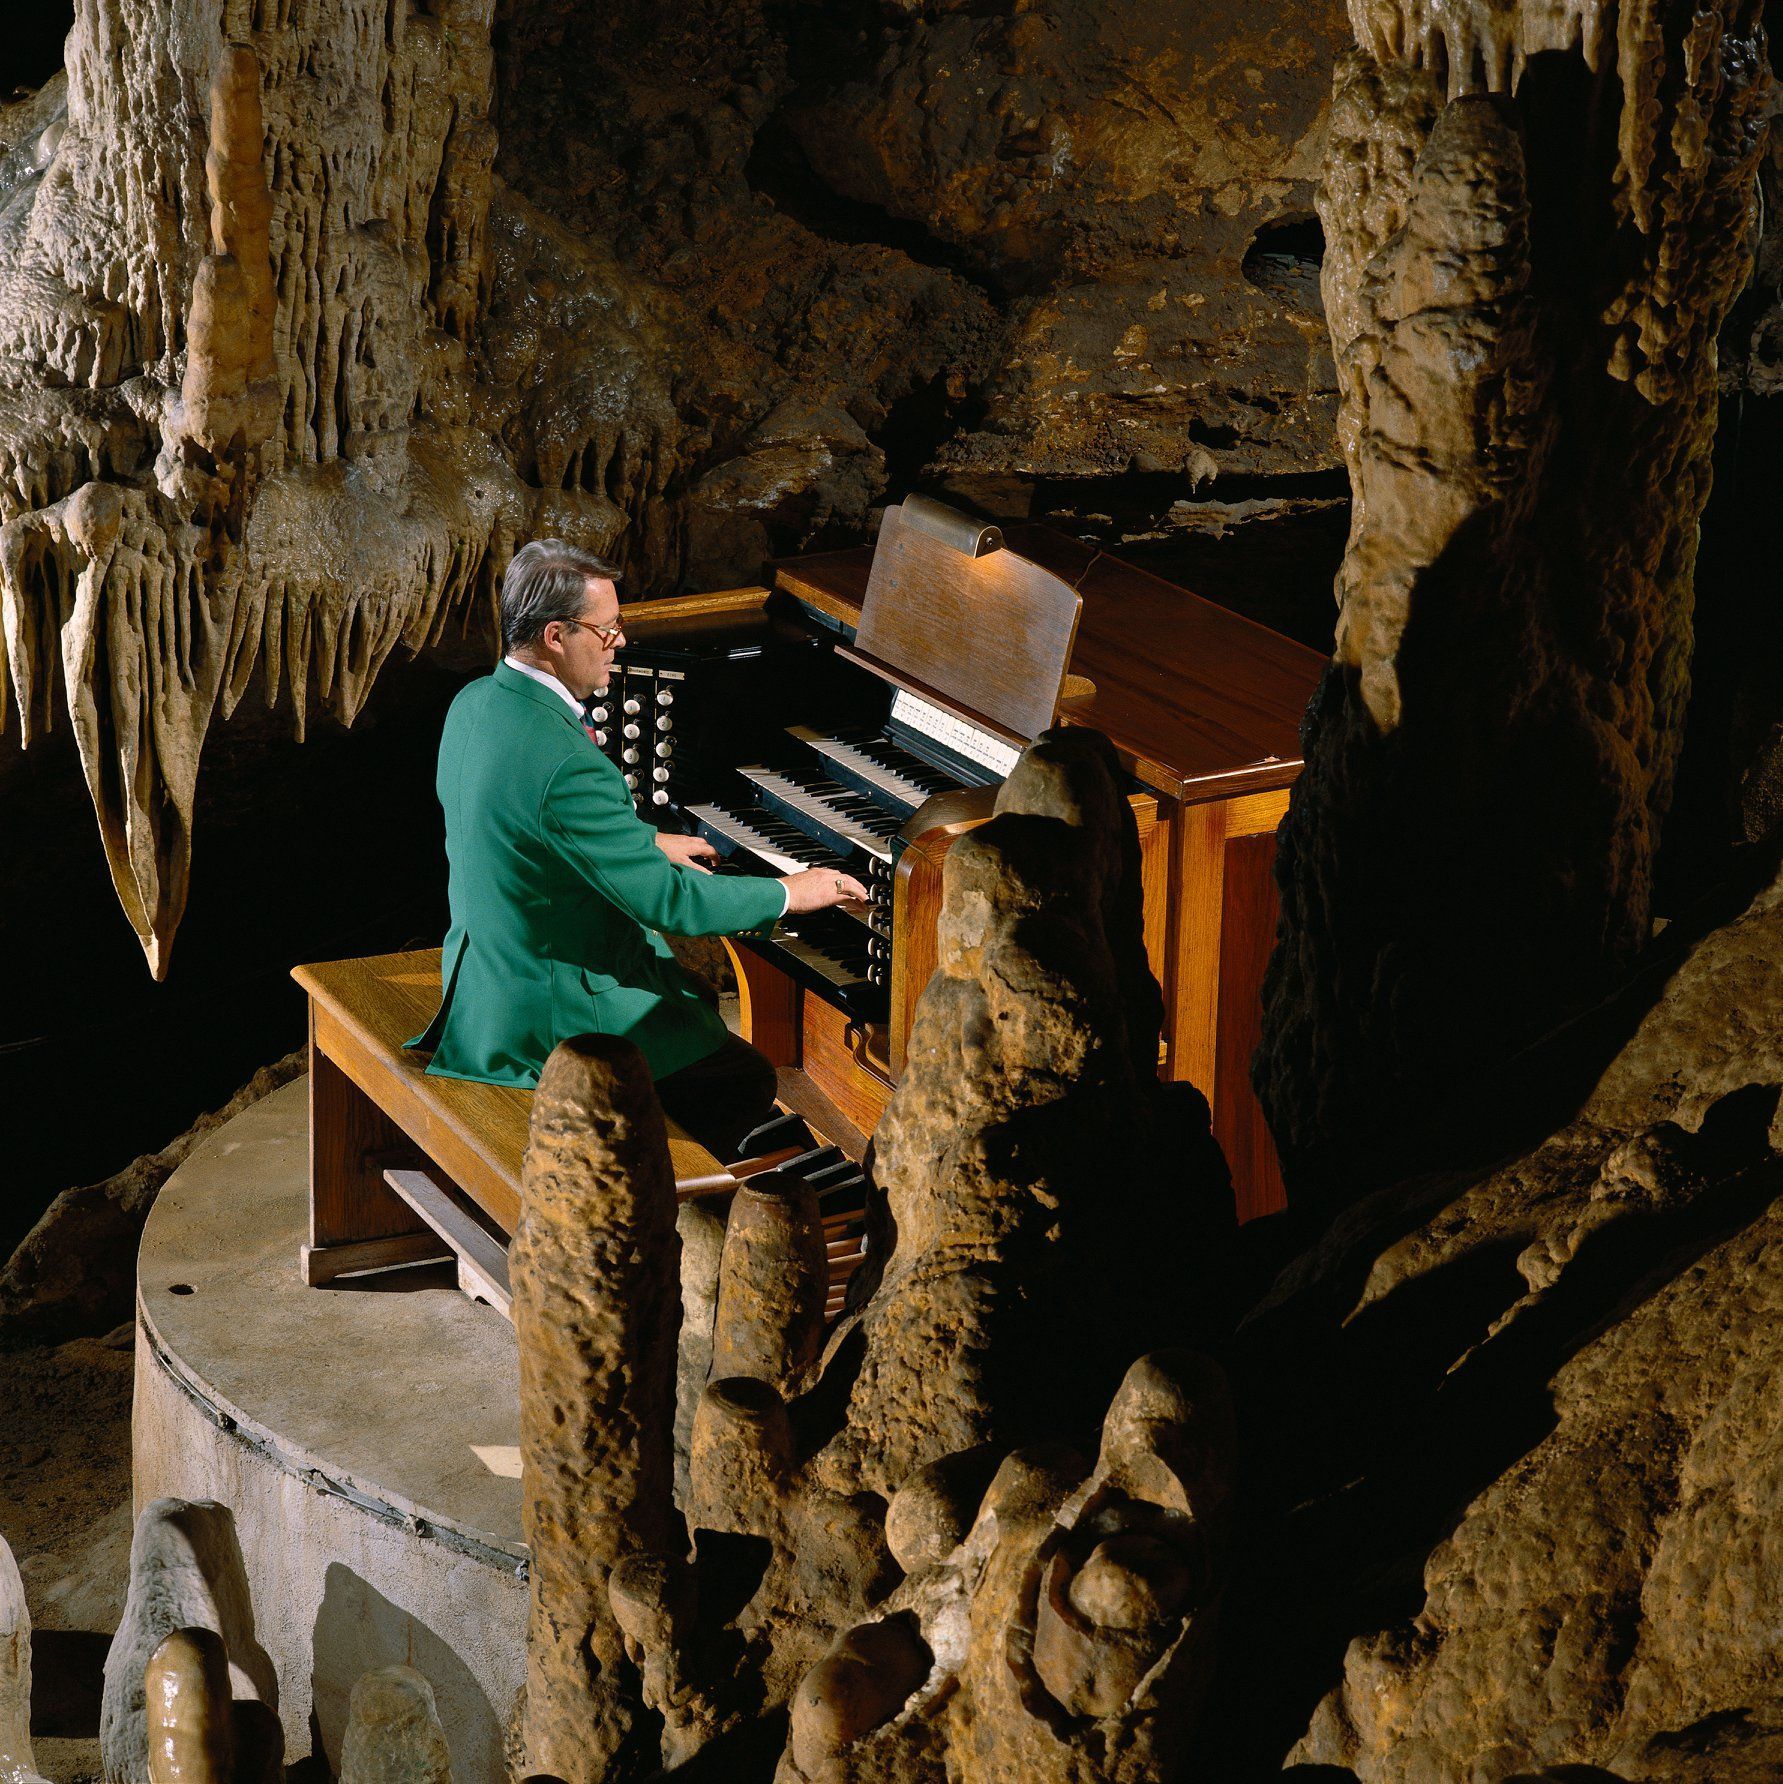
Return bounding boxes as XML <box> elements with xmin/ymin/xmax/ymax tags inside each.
<box><xmin>504</xmin><ymin>654</ymin><xmax>790</xmax><ymax>916</ymax></box>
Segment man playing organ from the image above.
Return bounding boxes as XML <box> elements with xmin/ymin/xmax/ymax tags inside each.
<box><xmin>407</xmin><ymin>539</ymin><xmax>867</xmax><ymax>1159</ymax></box>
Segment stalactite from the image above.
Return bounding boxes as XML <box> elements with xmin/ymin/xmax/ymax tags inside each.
<box><xmin>0</xmin><ymin>1</ymin><xmax>515</xmax><ymax>971</ymax></box>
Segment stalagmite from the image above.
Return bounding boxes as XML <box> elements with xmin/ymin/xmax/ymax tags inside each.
<box><xmin>510</xmin><ymin>1034</ymin><xmax>682</xmax><ymax>1784</ymax></box>
<box><xmin>810</xmin><ymin>728</ymin><xmax>1192</xmax><ymax>1500</ymax></box>
<box><xmin>100</xmin><ymin>1500</ymin><xmax>279</xmax><ymax>1784</ymax></box>
<box><xmin>0</xmin><ymin>1531</ymin><xmax>43</xmax><ymax>1784</ymax></box>
<box><xmin>1257</xmin><ymin>0</ymin><xmax>1771</xmax><ymax>1174</ymax></box>
<box><xmin>337</xmin><ymin>1667</ymin><xmax>454</xmax><ymax>1784</ymax></box>
<box><xmin>143</xmin><ymin>1630</ymin><xmax>233</xmax><ymax>1784</ymax></box>
<box><xmin>710</xmin><ymin>1175</ymin><xmax>829</xmax><ymax>1391</ymax></box>
<box><xmin>552</xmin><ymin>729</ymin><xmax>1237</xmax><ymax>1776</ymax></box>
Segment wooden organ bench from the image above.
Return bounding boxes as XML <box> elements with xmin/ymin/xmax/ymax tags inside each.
<box><xmin>291</xmin><ymin>949</ymin><xmax>788</xmax><ymax>1316</ymax></box>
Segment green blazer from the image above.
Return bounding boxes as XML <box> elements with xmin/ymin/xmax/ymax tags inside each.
<box><xmin>408</xmin><ymin>663</ymin><xmax>785</xmax><ymax>1086</ymax></box>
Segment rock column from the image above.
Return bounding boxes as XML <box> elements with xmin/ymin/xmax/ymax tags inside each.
<box><xmin>1257</xmin><ymin>0</ymin><xmax>1771</xmax><ymax>1177</ymax></box>
<box><xmin>512</xmin><ymin>1035</ymin><xmax>682</xmax><ymax>1783</ymax></box>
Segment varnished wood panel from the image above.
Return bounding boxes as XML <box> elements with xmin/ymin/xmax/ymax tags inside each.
<box><xmin>802</xmin><ymin>996</ymin><xmax>893</xmax><ymax>1142</ymax></box>
<box><xmin>1213</xmin><ymin>829</ymin><xmax>1287</xmax><ymax>1222</ymax></box>
<box><xmin>307</xmin><ymin>1011</ymin><xmax>424</xmax><ymax>1250</ymax></box>
<box><xmin>1165</xmin><ymin>799</ymin><xmax>1232</xmax><ymax>1097</ymax></box>
<box><xmin>774</xmin><ymin>524</ymin><xmax>1326</xmax><ymax>802</ymax></box>
<box><xmin>1138</xmin><ymin>796</ymin><xmax>1172</xmax><ymax>1010</ymax></box>
<box><xmin>773</xmin><ymin>1065</ymin><xmax>871</xmax><ymax>1163</ymax></box>
<box><xmin>619</xmin><ymin>585</ymin><xmax>772</xmax><ymax>627</ymax></box>
<box><xmin>854</xmin><ymin>502</ymin><xmax>1083</xmax><ymax>744</ymax></box>
<box><xmin>1221</xmin><ymin>787</ymin><xmax>1293</xmax><ymax>843</ymax></box>
<box><xmin>726</xmin><ymin>937</ymin><xmax>799</xmax><ymax>1066</ymax></box>
<box><xmin>1056</xmin><ymin>550</ymin><xmax>1323</xmax><ymax>801</ymax></box>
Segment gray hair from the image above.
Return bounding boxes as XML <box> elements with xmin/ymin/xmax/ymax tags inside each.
<box><xmin>500</xmin><ymin>539</ymin><xmax>622</xmax><ymax>651</ymax></box>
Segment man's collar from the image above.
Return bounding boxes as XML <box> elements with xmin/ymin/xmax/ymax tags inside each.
<box><xmin>502</xmin><ymin>653</ymin><xmax>585</xmax><ymax>718</ymax></box>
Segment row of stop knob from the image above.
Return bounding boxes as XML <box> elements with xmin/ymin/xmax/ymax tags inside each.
<box><xmin>589</xmin><ymin>686</ymin><xmax>675</xmax><ymax>721</ymax></box>
<box><xmin>589</xmin><ymin>687</ymin><xmax>677</xmax><ymax>802</ymax></box>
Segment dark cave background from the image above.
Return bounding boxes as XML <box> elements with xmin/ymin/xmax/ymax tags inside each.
<box><xmin>3</xmin><ymin>7</ymin><xmax>73</xmax><ymax>100</ymax></box>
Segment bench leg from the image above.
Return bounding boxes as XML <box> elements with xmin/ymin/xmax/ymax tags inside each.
<box><xmin>304</xmin><ymin>1018</ymin><xmax>445</xmax><ymax>1285</ymax></box>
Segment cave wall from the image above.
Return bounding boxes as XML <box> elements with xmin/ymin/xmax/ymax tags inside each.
<box><xmin>0</xmin><ymin>0</ymin><xmax>1351</xmax><ymax>990</ymax></box>
<box><xmin>0</xmin><ymin>0</ymin><xmax>1775</xmax><ymax>1230</ymax></box>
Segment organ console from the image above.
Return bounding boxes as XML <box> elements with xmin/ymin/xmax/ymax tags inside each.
<box><xmin>596</xmin><ymin>499</ymin><xmax>1327</xmax><ymax>1225</ymax></box>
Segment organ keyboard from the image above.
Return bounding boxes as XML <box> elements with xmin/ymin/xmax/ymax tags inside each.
<box><xmin>599</xmin><ymin>501</ymin><xmax>1328</xmax><ymax>1226</ymax></box>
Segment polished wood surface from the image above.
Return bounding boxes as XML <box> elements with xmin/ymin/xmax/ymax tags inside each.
<box><xmin>854</xmin><ymin>501</ymin><xmax>1083</xmax><ymax>744</ymax></box>
<box><xmin>1162</xmin><ymin>789</ymin><xmax>1291</xmax><ymax>1217</ymax></box>
<box><xmin>727</xmin><ymin>937</ymin><xmax>800</xmax><ymax>1068</ymax></box>
<box><xmin>777</xmin><ymin>523</ymin><xmax>1325</xmax><ymax>801</ymax></box>
<box><xmin>305</xmin><ymin>1013</ymin><xmax>436</xmax><ymax>1275</ymax></box>
<box><xmin>620</xmin><ymin>584</ymin><xmax>773</xmax><ymax>629</ymax></box>
<box><xmin>1060</xmin><ymin>547</ymin><xmax>1321</xmax><ymax>801</ymax></box>
<box><xmin>292</xmin><ymin>951</ymin><xmax>729</xmax><ymax>1269</ymax></box>
<box><xmin>803</xmin><ymin>995</ymin><xmax>894</xmax><ymax>1143</ymax></box>
<box><xmin>1214</xmin><ymin>829</ymin><xmax>1284</xmax><ymax>1223</ymax></box>
<box><xmin>772</xmin><ymin>531</ymin><xmax>1312</xmax><ymax>1221</ymax></box>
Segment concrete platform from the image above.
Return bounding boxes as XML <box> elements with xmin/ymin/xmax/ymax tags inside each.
<box><xmin>134</xmin><ymin>1076</ymin><xmax>526</xmax><ymax>1777</ymax></box>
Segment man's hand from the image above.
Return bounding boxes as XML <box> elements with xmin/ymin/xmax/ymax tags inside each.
<box><xmin>655</xmin><ymin>831</ymin><xmax>720</xmax><ymax>873</ymax></box>
<box><xmin>781</xmin><ymin>866</ymin><xmax>870</xmax><ymax>913</ymax></box>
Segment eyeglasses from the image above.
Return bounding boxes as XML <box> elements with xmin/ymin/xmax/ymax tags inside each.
<box><xmin>558</xmin><ymin>616</ymin><xmax>625</xmax><ymax>648</ymax></box>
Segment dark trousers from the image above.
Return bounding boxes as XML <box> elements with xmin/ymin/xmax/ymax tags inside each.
<box><xmin>654</xmin><ymin>1032</ymin><xmax>779</xmax><ymax>1163</ymax></box>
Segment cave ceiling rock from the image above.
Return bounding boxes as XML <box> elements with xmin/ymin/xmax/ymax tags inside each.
<box><xmin>0</xmin><ymin>0</ymin><xmax>517</xmax><ymax>972</ymax></box>
<box><xmin>787</xmin><ymin>0</ymin><xmax>1352</xmax><ymax>486</ymax></box>
<box><xmin>489</xmin><ymin>0</ymin><xmax>1003</xmax><ymax>547</ymax></box>
<box><xmin>1254</xmin><ymin>0</ymin><xmax>1771</xmax><ymax>1168</ymax></box>
<box><xmin>477</xmin><ymin>183</ymin><xmax>696</xmax><ymax>586</ymax></box>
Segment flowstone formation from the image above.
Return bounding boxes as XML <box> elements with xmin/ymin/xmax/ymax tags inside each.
<box><xmin>1222</xmin><ymin>851</ymin><xmax>1783</xmax><ymax>1778</ymax></box>
<box><xmin>1255</xmin><ymin>0</ymin><xmax>1773</xmax><ymax>1172</ymax></box>
<box><xmin>507</xmin><ymin>728</ymin><xmax>1236</xmax><ymax>1781</ymax></box>
<box><xmin>0</xmin><ymin>0</ymin><xmax>1353</xmax><ymax>974</ymax></box>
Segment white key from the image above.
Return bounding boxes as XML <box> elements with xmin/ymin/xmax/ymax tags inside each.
<box><xmin>738</xmin><ymin>767</ymin><xmax>893</xmax><ymax>863</ymax></box>
<box><xmin>790</xmin><ymin>728</ymin><xmax>934</xmax><ymax>811</ymax></box>
<box><xmin>684</xmin><ymin>804</ymin><xmax>817</xmax><ymax>877</ymax></box>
